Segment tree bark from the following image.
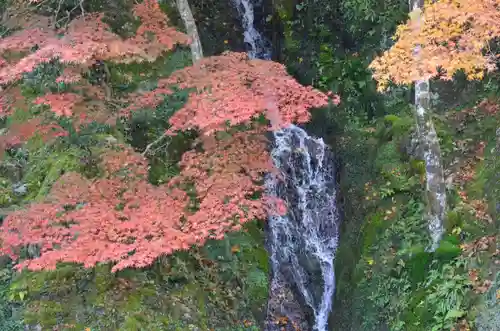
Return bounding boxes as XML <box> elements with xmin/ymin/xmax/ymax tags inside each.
<box><xmin>143</xmin><ymin>0</ymin><xmax>203</xmax><ymax>157</ymax></box>
<box><xmin>174</xmin><ymin>0</ymin><xmax>203</xmax><ymax>62</ymax></box>
<box><xmin>410</xmin><ymin>0</ymin><xmax>446</xmax><ymax>250</ymax></box>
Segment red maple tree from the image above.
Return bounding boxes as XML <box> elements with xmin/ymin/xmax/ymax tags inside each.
<box><xmin>124</xmin><ymin>51</ymin><xmax>339</xmax><ymax>134</ymax></box>
<box><xmin>1</xmin><ymin>136</ymin><xmax>273</xmax><ymax>272</ymax></box>
<box><xmin>0</xmin><ymin>0</ymin><xmax>192</xmax><ymax>155</ymax></box>
<box><xmin>0</xmin><ymin>1</ymin><xmax>189</xmax><ymax>85</ymax></box>
<box><xmin>0</xmin><ymin>2</ymin><xmax>338</xmax><ymax>272</ymax></box>
<box><xmin>0</xmin><ymin>0</ymin><xmax>190</xmax><ymax>128</ymax></box>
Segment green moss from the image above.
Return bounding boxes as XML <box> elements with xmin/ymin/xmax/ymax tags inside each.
<box><xmin>108</xmin><ymin>50</ymin><xmax>192</xmax><ymax>95</ymax></box>
<box><xmin>360</xmin><ymin>212</ymin><xmax>385</xmax><ymax>257</ymax></box>
<box><xmin>22</xmin><ymin>145</ymin><xmax>82</xmax><ymax>201</ymax></box>
<box><xmin>7</xmin><ymin>220</ymin><xmax>268</xmax><ymax>330</ymax></box>
<box><xmin>435</xmin><ymin>238</ymin><xmax>462</xmax><ymax>261</ymax></box>
<box><xmin>410</xmin><ymin>159</ymin><xmax>426</xmax><ymax>175</ymax></box>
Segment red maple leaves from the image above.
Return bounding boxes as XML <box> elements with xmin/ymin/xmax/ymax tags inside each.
<box><xmin>0</xmin><ymin>1</ymin><xmax>190</xmax><ymax>86</ymax></box>
<box><xmin>124</xmin><ymin>51</ymin><xmax>339</xmax><ymax>134</ymax></box>
<box><xmin>0</xmin><ymin>139</ymin><xmax>270</xmax><ymax>272</ymax></box>
<box><xmin>34</xmin><ymin>93</ymin><xmax>83</xmax><ymax>117</ymax></box>
<box><xmin>0</xmin><ymin>0</ymin><xmax>191</xmax><ymax>143</ymax></box>
<box><xmin>0</xmin><ymin>3</ymin><xmax>338</xmax><ymax>273</ymax></box>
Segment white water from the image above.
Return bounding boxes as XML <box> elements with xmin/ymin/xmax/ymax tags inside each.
<box><xmin>232</xmin><ymin>0</ymin><xmax>272</xmax><ymax>60</ymax></box>
<box><xmin>266</xmin><ymin>126</ymin><xmax>340</xmax><ymax>331</ymax></box>
<box><xmin>410</xmin><ymin>0</ymin><xmax>446</xmax><ymax>250</ymax></box>
<box><xmin>232</xmin><ymin>2</ymin><xmax>340</xmax><ymax>329</ymax></box>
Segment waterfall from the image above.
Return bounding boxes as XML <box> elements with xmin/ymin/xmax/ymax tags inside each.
<box><xmin>410</xmin><ymin>0</ymin><xmax>446</xmax><ymax>250</ymax></box>
<box><xmin>231</xmin><ymin>1</ymin><xmax>340</xmax><ymax>329</ymax></box>
<box><xmin>266</xmin><ymin>127</ymin><xmax>339</xmax><ymax>331</ymax></box>
<box><xmin>232</xmin><ymin>0</ymin><xmax>272</xmax><ymax>60</ymax></box>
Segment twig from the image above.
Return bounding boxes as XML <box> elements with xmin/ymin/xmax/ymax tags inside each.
<box><xmin>54</xmin><ymin>4</ymin><xmax>81</xmax><ymax>30</ymax></box>
<box><xmin>79</xmin><ymin>0</ymin><xmax>85</xmax><ymax>19</ymax></box>
<box><xmin>0</xmin><ymin>0</ymin><xmax>53</xmax><ymax>37</ymax></box>
<box><xmin>54</xmin><ymin>0</ymin><xmax>64</xmax><ymax>24</ymax></box>
<box><xmin>142</xmin><ymin>132</ymin><xmax>170</xmax><ymax>156</ymax></box>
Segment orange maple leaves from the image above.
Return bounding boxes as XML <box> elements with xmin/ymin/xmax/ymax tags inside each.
<box><xmin>370</xmin><ymin>0</ymin><xmax>500</xmax><ymax>91</ymax></box>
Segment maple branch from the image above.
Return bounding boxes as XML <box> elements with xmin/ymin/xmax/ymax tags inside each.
<box><xmin>54</xmin><ymin>0</ymin><xmax>64</xmax><ymax>23</ymax></box>
<box><xmin>142</xmin><ymin>132</ymin><xmax>170</xmax><ymax>156</ymax></box>
<box><xmin>54</xmin><ymin>5</ymin><xmax>80</xmax><ymax>29</ymax></box>
<box><xmin>79</xmin><ymin>0</ymin><xmax>85</xmax><ymax>18</ymax></box>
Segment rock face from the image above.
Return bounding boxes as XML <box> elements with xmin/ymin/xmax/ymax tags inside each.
<box><xmin>265</xmin><ymin>277</ymin><xmax>310</xmax><ymax>330</ymax></box>
<box><xmin>265</xmin><ymin>126</ymin><xmax>340</xmax><ymax>331</ymax></box>
<box><xmin>188</xmin><ymin>0</ymin><xmax>247</xmax><ymax>56</ymax></box>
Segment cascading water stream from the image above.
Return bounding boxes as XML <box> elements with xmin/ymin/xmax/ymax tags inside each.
<box><xmin>232</xmin><ymin>0</ymin><xmax>272</xmax><ymax>60</ymax></box>
<box><xmin>231</xmin><ymin>1</ymin><xmax>340</xmax><ymax>329</ymax></box>
<box><xmin>266</xmin><ymin>127</ymin><xmax>339</xmax><ymax>331</ymax></box>
<box><xmin>410</xmin><ymin>0</ymin><xmax>446</xmax><ymax>250</ymax></box>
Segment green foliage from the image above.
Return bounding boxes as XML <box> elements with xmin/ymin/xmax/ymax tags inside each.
<box><xmin>121</xmin><ymin>87</ymin><xmax>198</xmax><ymax>185</ymax></box>
<box><xmin>341</xmin><ymin>0</ymin><xmax>408</xmax><ymax>48</ymax></box>
<box><xmin>418</xmin><ymin>259</ymin><xmax>470</xmax><ymax>331</ymax></box>
<box><xmin>279</xmin><ymin>0</ymin><xmax>408</xmax><ymax>122</ymax></box>
<box><xmin>7</xmin><ymin>222</ymin><xmax>268</xmax><ymax>330</ymax></box>
<box><xmin>316</xmin><ymin>50</ymin><xmax>384</xmax><ymax>120</ymax></box>
<box><xmin>17</xmin><ymin>118</ymin><xmax>113</xmax><ymax>200</ymax></box>
<box><xmin>21</xmin><ymin>144</ymin><xmax>82</xmax><ymax>201</ymax></box>
<box><xmin>21</xmin><ymin>61</ymin><xmax>69</xmax><ymax>98</ymax></box>
<box><xmin>357</xmin><ymin>202</ymin><xmax>472</xmax><ymax>331</ymax></box>
<box><xmin>108</xmin><ymin>50</ymin><xmax>192</xmax><ymax>95</ymax></box>
<box><xmin>0</xmin><ymin>262</ymin><xmax>24</xmax><ymax>331</ymax></box>
<box><xmin>0</xmin><ymin>177</ymin><xmax>16</xmax><ymax>207</ymax></box>
<box><xmin>277</xmin><ymin>0</ymin><xmax>345</xmax><ymax>84</ymax></box>
<box><xmin>331</xmin><ymin>75</ymin><xmax>499</xmax><ymax>331</ymax></box>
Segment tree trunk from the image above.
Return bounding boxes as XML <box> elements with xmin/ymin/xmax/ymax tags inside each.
<box><xmin>410</xmin><ymin>0</ymin><xmax>446</xmax><ymax>250</ymax></box>
<box><xmin>175</xmin><ymin>0</ymin><xmax>203</xmax><ymax>62</ymax></box>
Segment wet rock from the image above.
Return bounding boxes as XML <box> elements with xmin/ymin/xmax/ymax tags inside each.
<box><xmin>12</xmin><ymin>182</ymin><xmax>27</xmax><ymax>196</ymax></box>
<box><xmin>401</xmin><ymin>129</ymin><xmax>423</xmax><ymax>160</ymax></box>
<box><xmin>265</xmin><ymin>274</ymin><xmax>311</xmax><ymax>331</ymax></box>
